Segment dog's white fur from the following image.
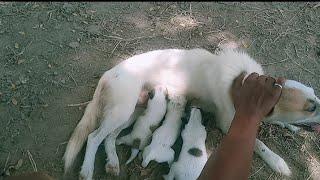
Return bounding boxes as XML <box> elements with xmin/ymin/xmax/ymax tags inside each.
<box><xmin>142</xmin><ymin>95</ymin><xmax>186</xmax><ymax>167</ymax></box>
<box><xmin>103</xmin><ymin>106</ymin><xmax>144</xmax><ymax>175</ymax></box>
<box><xmin>64</xmin><ymin>47</ymin><xmax>320</xmax><ymax>179</ymax></box>
<box><xmin>116</xmin><ymin>85</ymin><xmax>167</xmax><ymax>165</ymax></box>
<box><xmin>164</xmin><ymin>107</ymin><xmax>208</xmax><ymax>180</ymax></box>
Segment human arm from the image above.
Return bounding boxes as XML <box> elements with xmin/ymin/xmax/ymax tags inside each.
<box><xmin>198</xmin><ymin>72</ymin><xmax>284</xmax><ymax>180</ymax></box>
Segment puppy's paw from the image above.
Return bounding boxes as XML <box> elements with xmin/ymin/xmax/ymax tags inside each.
<box><xmin>79</xmin><ymin>166</ymin><xmax>93</xmax><ymax>180</ymax></box>
<box><xmin>105</xmin><ymin>160</ymin><xmax>120</xmax><ymax>176</ymax></box>
<box><xmin>268</xmin><ymin>155</ymin><xmax>291</xmax><ymax>176</ymax></box>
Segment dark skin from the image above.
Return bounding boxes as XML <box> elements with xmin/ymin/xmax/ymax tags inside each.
<box><xmin>198</xmin><ymin>72</ymin><xmax>285</xmax><ymax>180</ymax></box>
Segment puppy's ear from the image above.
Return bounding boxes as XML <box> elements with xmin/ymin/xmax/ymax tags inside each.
<box><xmin>148</xmin><ymin>89</ymin><xmax>155</xmax><ymax>99</ymax></box>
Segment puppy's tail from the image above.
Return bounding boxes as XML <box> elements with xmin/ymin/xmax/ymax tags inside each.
<box><xmin>63</xmin><ymin>77</ymin><xmax>108</xmax><ymax>173</ymax></box>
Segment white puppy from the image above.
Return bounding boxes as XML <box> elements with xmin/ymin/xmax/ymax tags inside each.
<box><xmin>142</xmin><ymin>95</ymin><xmax>186</xmax><ymax>167</ymax></box>
<box><xmin>64</xmin><ymin>47</ymin><xmax>320</xmax><ymax>179</ymax></box>
<box><xmin>116</xmin><ymin>86</ymin><xmax>168</xmax><ymax>164</ymax></box>
<box><xmin>164</xmin><ymin>107</ymin><xmax>208</xmax><ymax>180</ymax></box>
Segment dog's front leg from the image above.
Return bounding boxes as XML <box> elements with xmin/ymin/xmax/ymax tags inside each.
<box><xmin>254</xmin><ymin>139</ymin><xmax>291</xmax><ymax>176</ymax></box>
<box><xmin>272</xmin><ymin>121</ymin><xmax>301</xmax><ymax>133</ymax></box>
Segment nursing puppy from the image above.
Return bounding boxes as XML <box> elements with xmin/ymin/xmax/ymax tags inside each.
<box><xmin>116</xmin><ymin>85</ymin><xmax>168</xmax><ymax>165</ymax></box>
<box><xmin>164</xmin><ymin>107</ymin><xmax>207</xmax><ymax>180</ymax></box>
<box><xmin>142</xmin><ymin>95</ymin><xmax>186</xmax><ymax>167</ymax></box>
<box><xmin>64</xmin><ymin>47</ymin><xmax>320</xmax><ymax>179</ymax></box>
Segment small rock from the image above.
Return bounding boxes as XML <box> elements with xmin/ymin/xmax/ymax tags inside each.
<box><xmin>14</xmin><ymin>43</ymin><xmax>19</xmax><ymax>49</ymax></box>
<box><xmin>53</xmin><ymin>71</ymin><xmax>58</xmax><ymax>76</ymax></box>
<box><xmin>14</xmin><ymin>159</ymin><xmax>23</xmax><ymax>170</ymax></box>
<box><xmin>12</xmin><ymin>98</ymin><xmax>18</xmax><ymax>105</ymax></box>
<box><xmin>11</xmin><ymin>83</ymin><xmax>16</xmax><ymax>90</ymax></box>
<box><xmin>68</xmin><ymin>41</ymin><xmax>80</xmax><ymax>48</ymax></box>
<box><xmin>61</xmin><ymin>79</ymin><xmax>66</xmax><ymax>84</ymax></box>
<box><xmin>87</xmin><ymin>25</ymin><xmax>100</xmax><ymax>35</ymax></box>
<box><xmin>17</xmin><ymin>59</ymin><xmax>25</xmax><ymax>65</ymax></box>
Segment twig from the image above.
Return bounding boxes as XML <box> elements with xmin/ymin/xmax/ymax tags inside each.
<box><xmin>266</xmin><ymin>172</ymin><xmax>275</xmax><ymax>180</ymax></box>
<box><xmin>68</xmin><ymin>73</ymin><xmax>78</xmax><ymax>87</ymax></box>
<box><xmin>55</xmin><ymin>141</ymin><xmax>68</xmax><ymax>154</ymax></box>
<box><xmin>110</xmin><ymin>41</ymin><xmax>121</xmax><ymax>57</ymax></box>
<box><xmin>3</xmin><ymin>152</ymin><xmax>10</xmax><ymax>173</ymax></box>
<box><xmin>67</xmin><ymin>101</ymin><xmax>91</xmax><ymax>107</ymax></box>
<box><xmin>126</xmin><ymin>35</ymin><xmax>157</xmax><ymax>42</ymax></box>
<box><xmin>249</xmin><ymin>165</ymin><xmax>265</xmax><ymax>178</ymax></box>
<box><xmin>101</xmin><ymin>34</ymin><xmax>124</xmax><ymax>40</ymax></box>
<box><xmin>45</xmin><ymin>40</ymin><xmax>61</xmax><ymax>47</ymax></box>
<box><xmin>285</xmin><ymin>50</ymin><xmax>318</xmax><ymax>77</ymax></box>
<box><xmin>27</xmin><ymin>150</ymin><xmax>37</xmax><ymax>172</ymax></box>
<box><xmin>313</xmin><ymin>2</ymin><xmax>320</xmax><ymax>8</ymax></box>
<box><xmin>261</xmin><ymin>58</ymin><xmax>289</xmax><ymax>66</ymax></box>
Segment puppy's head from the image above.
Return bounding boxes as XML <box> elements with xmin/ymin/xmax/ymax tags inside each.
<box><xmin>148</xmin><ymin>85</ymin><xmax>168</xmax><ymax>101</ymax></box>
<box><xmin>265</xmin><ymin>80</ymin><xmax>320</xmax><ymax>132</ymax></box>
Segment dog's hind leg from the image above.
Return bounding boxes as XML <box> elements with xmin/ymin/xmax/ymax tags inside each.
<box><xmin>79</xmin><ymin>81</ymin><xmax>142</xmax><ymax>180</ymax></box>
<box><xmin>104</xmin><ymin>130</ymin><xmax>121</xmax><ymax>176</ymax></box>
<box><xmin>254</xmin><ymin>139</ymin><xmax>291</xmax><ymax>176</ymax></box>
<box><xmin>103</xmin><ymin>107</ymin><xmax>144</xmax><ymax>176</ymax></box>
<box><xmin>79</xmin><ymin>104</ymin><xmax>138</xmax><ymax>180</ymax></box>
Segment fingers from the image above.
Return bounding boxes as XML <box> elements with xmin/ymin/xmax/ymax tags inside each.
<box><xmin>246</xmin><ymin>72</ymin><xmax>259</xmax><ymax>82</ymax></box>
<box><xmin>258</xmin><ymin>75</ymin><xmax>268</xmax><ymax>84</ymax></box>
<box><xmin>232</xmin><ymin>71</ymin><xmax>246</xmax><ymax>90</ymax></box>
<box><xmin>276</xmin><ymin>77</ymin><xmax>286</xmax><ymax>85</ymax></box>
<box><xmin>266</xmin><ymin>76</ymin><xmax>276</xmax><ymax>86</ymax></box>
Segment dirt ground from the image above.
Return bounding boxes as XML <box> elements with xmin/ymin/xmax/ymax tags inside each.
<box><xmin>0</xmin><ymin>2</ymin><xmax>320</xmax><ymax>180</ymax></box>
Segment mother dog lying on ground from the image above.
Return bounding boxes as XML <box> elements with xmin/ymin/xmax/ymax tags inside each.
<box><xmin>63</xmin><ymin>44</ymin><xmax>320</xmax><ymax>179</ymax></box>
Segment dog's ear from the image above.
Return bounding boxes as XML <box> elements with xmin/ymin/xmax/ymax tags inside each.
<box><xmin>148</xmin><ymin>89</ymin><xmax>155</xmax><ymax>99</ymax></box>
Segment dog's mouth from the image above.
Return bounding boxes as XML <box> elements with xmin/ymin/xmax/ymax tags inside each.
<box><xmin>293</xmin><ymin>122</ymin><xmax>320</xmax><ymax>133</ymax></box>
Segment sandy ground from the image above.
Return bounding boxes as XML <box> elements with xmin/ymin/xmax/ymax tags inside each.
<box><xmin>0</xmin><ymin>2</ymin><xmax>320</xmax><ymax>180</ymax></box>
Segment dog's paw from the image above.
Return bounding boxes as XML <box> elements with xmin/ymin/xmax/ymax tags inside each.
<box><xmin>79</xmin><ymin>166</ymin><xmax>93</xmax><ymax>180</ymax></box>
<box><xmin>286</xmin><ymin>124</ymin><xmax>301</xmax><ymax>133</ymax></box>
<box><xmin>268</xmin><ymin>155</ymin><xmax>292</xmax><ymax>176</ymax></box>
<box><xmin>105</xmin><ymin>160</ymin><xmax>120</xmax><ymax>176</ymax></box>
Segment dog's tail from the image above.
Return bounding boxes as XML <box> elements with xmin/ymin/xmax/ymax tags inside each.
<box><xmin>63</xmin><ymin>77</ymin><xmax>108</xmax><ymax>173</ymax></box>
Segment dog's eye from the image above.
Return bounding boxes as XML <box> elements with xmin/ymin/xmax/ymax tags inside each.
<box><xmin>304</xmin><ymin>99</ymin><xmax>317</xmax><ymax>112</ymax></box>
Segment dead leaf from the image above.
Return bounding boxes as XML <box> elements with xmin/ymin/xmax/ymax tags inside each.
<box><xmin>68</xmin><ymin>41</ymin><xmax>80</xmax><ymax>48</ymax></box>
<box><xmin>14</xmin><ymin>43</ymin><xmax>19</xmax><ymax>49</ymax></box>
<box><xmin>11</xmin><ymin>98</ymin><xmax>18</xmax><ymax>105</ymax></box>
<box><xmin>17</xmin><ymin>59</ymin><xmax>25</xmax><ymax>64</ymax></box>
<box><xmin>11</xmin><ymin>83</ymin><xmax>16</xmax><ymax>90</ymax></box>
<box><xmin>18</xmin><ymin>31</ymin><xmax>25</xmax><ymax>35</ymax></box>
<box><xmin>14</xmin><ymin>159</ymin><xmax>23</xmax><ymax>170</ymax></box>
<box><xmin>284</xmin><ymin>132</ymin><xmax>294</xmax><ymax>138</ymax></box>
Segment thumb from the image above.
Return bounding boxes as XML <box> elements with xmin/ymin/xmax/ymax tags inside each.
<box><xmin>232</xmin><ymin>71</ymin><xmax>246</xmax><ymax>90</ymax></box>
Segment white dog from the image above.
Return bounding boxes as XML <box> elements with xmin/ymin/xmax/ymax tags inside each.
<box><xmin>64</xmin><ymin>46</ymin><xmax>320</xmax><ymax>179</ymax></box>
<box><xmin>142</xmin><ymin>95</ymin><xmax>187</xmax><ymax>167</ymax></box>
<box><xmin>116</xmin><ymin>85</ymin><xmax>168</xmax><ymax>165</ymax></box>
<box><xmin>164</xmin><ymin>107</ymin><xmax>207</xmax><ymax>180</ymax></box>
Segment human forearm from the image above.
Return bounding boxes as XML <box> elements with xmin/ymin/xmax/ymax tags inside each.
<box><xmin>198</xmin><ymin>113</ymin><xmax>260</xmax><ymax>180</ymax></box>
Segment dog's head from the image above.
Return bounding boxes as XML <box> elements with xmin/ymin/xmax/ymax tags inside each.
<box><xmin>265</xmin><ymin>80</ymin><xmax>320</xmax><ymax>132</ymax></box>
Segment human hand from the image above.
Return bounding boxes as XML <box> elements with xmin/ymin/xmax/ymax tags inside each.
<box><xmin>231</xmin><ymin>72</ymin><xmax>285</xmax><ymax>122</ymax></box>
